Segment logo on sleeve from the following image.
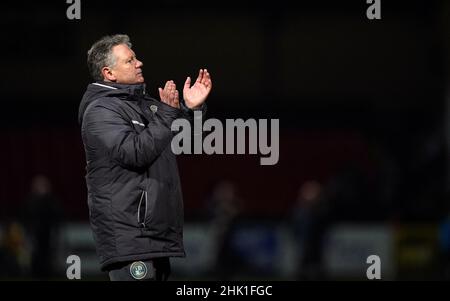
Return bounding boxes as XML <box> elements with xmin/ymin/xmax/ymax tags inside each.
<box><xmin>150</xmin><ymin>105</ymin><xmax>158</xmax><ymax>113</ymax></box>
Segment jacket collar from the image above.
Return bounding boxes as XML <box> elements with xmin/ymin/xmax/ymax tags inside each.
<box><xmin>93</xmin><ymin>81</ymin><xmax>146</xmax><ymax>98</ymax></box>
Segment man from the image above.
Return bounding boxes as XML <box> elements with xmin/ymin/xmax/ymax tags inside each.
<box><xmin>78</xmin><ymin>34</ymin><xmax>212</xmax><ymax>281</ymax></box>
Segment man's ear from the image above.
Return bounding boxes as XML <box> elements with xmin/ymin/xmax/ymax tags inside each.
<box><xmin>101</xmin><ymin>67</ymin><xmax>116</xmax><ymax>82</ymax></box>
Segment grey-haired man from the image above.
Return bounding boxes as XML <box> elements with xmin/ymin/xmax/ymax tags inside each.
<box><xmin>78</xmin><ymin>34</ymin><xmax>212</xmax><ymax>281</ymax></box>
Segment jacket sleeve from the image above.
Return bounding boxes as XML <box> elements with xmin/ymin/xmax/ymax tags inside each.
<box><xmin>179</xmin><ymin>100</ymin><xmax>207</xmax><ymax>124</ymax></box>
<box><xmin>83</xmin><ymin>103</ymin><xmax>177</xmax><ymax>169</ymax></box>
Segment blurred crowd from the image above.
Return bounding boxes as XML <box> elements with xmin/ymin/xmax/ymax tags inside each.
<box><xmin>0</xmin><ymin>175</ymin><xmax>62</xmax><ymax>280</ymax></box>
<box><xmin>0</xmin><ymin>125</ymin><xmax>448</xmax><ymax>281</ymax></box>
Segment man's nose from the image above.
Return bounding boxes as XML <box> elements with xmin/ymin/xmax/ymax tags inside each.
<box><xmin>136</xmin><ymin>59</ymin><xmax>143</xmax><ymax>68</ymax></box>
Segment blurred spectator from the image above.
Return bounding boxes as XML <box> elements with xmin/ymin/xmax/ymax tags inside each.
<box><xmin>439</xmin><ymin>218</ymin><xmax>450</xmax><ymax>278</ymax></box>
<box><xmin>21</xmin><ymin>174</ymin><xmax>63</xmax><ymax>279</ymax></box>
<box><xmin>367</xmin><ymin>138</ymin><xmax>399</xmax><ymax>220</ymax></box>
<box><xmin>439</xmin><ymin>191</ymin><xmax>450</xmax><ymax>280</ymax></box>
<box><xmin>390</xmin><ymin>126</ymin><xmax>446</xmax><ymax>220</ymax></box>
<box><xmin>205</xmin><ymin>180</ymin><xmax>244</xmax><ymax>280</ymax></box>
<box><xmin>289</xmin><ymin>180</ymin><xmax>329</xmax><ymax>280</ymax></box>
<box><xmin>326</xmin><ymin>164</ymin><xmax>370</xmax><ymax>222</ymax></box>
<box><xmin>0</xmin><ymin>220</ymin><xmax>29</xmax><ymax>278</ymax></box>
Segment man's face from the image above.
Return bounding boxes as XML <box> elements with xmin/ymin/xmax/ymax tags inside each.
<box><xmin>107</xmin><ymin>44</ymin><xmax>144</xmax><ymax>84</ymax></box>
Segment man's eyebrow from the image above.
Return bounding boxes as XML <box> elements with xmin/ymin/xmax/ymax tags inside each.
<box><xmin>124</xmin><ymin>54</ymin><xmax>135</xmax><ymax>61</ymax></box>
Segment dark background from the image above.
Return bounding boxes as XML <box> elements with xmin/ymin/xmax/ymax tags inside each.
<box><xmin>0</xmin><ymin>0</ymin><xmax>448</xmax><ymax>280</ymax></box>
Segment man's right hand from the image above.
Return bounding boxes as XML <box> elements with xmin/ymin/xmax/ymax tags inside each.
<box><xmin>158</xmin><ymin>80</ymin><xmax>180</xmax><ymax>109</ymax></box>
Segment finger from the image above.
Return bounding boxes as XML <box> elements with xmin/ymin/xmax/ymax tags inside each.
<box><xmin>183</xmin><ymin>76</ymin><xmax>191</xmax><ymax>90</ymax></box>
<box><xmin>162</xmin><ymin>88</ymin><xmax>170</xmax><ymax>102</ymax></box>
<box><xmin>201</xmin><ymin>69</ymin><xmax>208</xmax><ymax>85</ymax></box>
<box><xmin>170</xmin><ymin>84</ymin><xmax>176</xmax><ymax>99</ymax></box>
<box><xmin>158</xmin><ymin>87</ymin><xmax>164</xmax><ymax>100</ymax></box>
<box><xmin>170</xmin><ymin>83</ymin><xmax>177</xmax><ymax>99</ymax></box>
<box><xmin>167</xmin><ymin>82</ymin><xmax>172</xmax><ymax>94</ymax></box>
<box><xmin>163</xmin><ymin>82</ymin><xmax>171</xmax><ymax>100</ymax></box>
<box><xmin>195</xmin><ymin>69</ymin><xmax>203</xmax><ymax>84</ymax></box>
<box><xmin>170</xmin><ymin>81</ymin><xmax>177</xmax><ymax>94</ymax></box>
<box><xmin>164</xmin><ymin>80</ymin><xmax>171</xmax><ymax>91</ymax></box>
<box><xmin>201</xmin><ymin>70</ymin><xmax>210</xmax><ymax>88</ymax></box>
<box><xmin>174</xmin><ymin>90</ymin><xmax>180</xmax><ymax>108</ymax></box>
<box><xmin>205</xmin><ymin>71</ymin><xmax>212</xmax><ymax>89</ymax></box>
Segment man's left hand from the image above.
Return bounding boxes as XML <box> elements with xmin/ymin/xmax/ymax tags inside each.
<box><xmin>159</xmin><ymin>80</ymin><xmax>180</xmax><ymax>109</ymax></box>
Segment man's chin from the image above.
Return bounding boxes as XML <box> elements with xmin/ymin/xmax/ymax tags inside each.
<box><xmin>117</xmin><ymin>76</ymin><xmax>144</xmax><ymax>85</ymax></box>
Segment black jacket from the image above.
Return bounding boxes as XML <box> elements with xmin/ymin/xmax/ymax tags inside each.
<box><xmin>78</xmin><ymin>81</ymin><xmax>204</xmax><ymax>271</ymax></box>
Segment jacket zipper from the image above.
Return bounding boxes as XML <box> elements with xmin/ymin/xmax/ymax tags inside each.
<box><xmin>137</xmin><ymin>190</ymin><xmax>148</xmax><ymax>228</ymax></box>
